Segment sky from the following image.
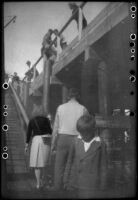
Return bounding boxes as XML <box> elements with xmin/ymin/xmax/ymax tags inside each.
<box><xmin>4</xmin><ymin>1</ymin><xmax>108</xmax><ymax>79</ymax></box>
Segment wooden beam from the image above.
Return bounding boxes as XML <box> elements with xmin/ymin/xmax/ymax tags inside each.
<box><xmin>95</xmin><ymin>115</ymin><xmax>131</xmax><ymax>129</ymax></box>
<box><xmin>53</xmin><ymin>2</ymin><xmax>129</xmax><ymax>76</ymax></box>
<box><xmin>50</xmin><ymin>75</ymin><xmax>62</xmax><ymax>85</ymax></box>
<box><xmin>29</xmin><ymin>73</ymin><xmax>62</xmax><ymax>95</ymax></box>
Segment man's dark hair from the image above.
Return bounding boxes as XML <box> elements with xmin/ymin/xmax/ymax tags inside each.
<box><xmin>68</xmin><ymin>88</ymin><xmax>80</xmax><ymax>99</ymax></box>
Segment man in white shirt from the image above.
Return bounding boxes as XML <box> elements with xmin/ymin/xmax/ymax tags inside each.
<box><xmin>50</xmin><ymin>88</ymin><xmax>88</xmax><ymax>191</ymax></box>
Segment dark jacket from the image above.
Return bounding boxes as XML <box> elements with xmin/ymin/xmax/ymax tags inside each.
<box><xmin>26</xmin><ymin>116</ymin><xmax>52</xmax><ymax>144</ymax></box>
<box><xmin>65</xmin><ymin>137</ymin><xmax>108</xmax><ymax>191</ymax></box>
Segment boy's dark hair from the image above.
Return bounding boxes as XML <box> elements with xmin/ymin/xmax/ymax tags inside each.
<box><xmin>77</xmin><ymin>114</ymin><xmax>96</xmax><ymax>141</ymax></box>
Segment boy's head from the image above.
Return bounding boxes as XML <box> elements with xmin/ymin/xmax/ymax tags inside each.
<box><xmin>77</xmin><ymin>114</ymin><xmax>96</xmax><ymax>142</ymax></box>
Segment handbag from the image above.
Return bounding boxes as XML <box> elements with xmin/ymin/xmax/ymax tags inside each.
<box><xmin>34</xmin><ymin>118</ymin><xmax>51</xmax><ymax>145</ymax></box>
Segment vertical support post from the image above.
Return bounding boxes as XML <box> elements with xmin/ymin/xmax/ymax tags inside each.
<box><xmin>24</xmin><ymin>76</ymin><xmax>30</xmax><ymax>109</ymax></box>
<box><xmin>62</xmin><ymin>86</ymin><xmax>68</xmax><ymax>103</ymax></box>
<box><xmin>32</xmin><ymin>65</ymin><xmax>36</xmax><ymax>81</ymax></box>
<box><xmin>81</xmin><ymin>46</ymin><xmax>90</xmax><ymax>107</ymax></box>
<box><xmin>98</xmin><ymin>61</ymin><xmax>110</xmax><ymax>152</ymax></box>
<box><xmin>42</xmin><ymin>54</ymin><xmax>51</xmax><ymax>115</ymax></box>
<box><xmin>85</xmin><ymin>46</ymin><xmax>90</xmax><ymax>61</ymax></box>
<box><xmin>98</xmin><ymin>61</ymin><xmax>108</xmax><ymax>115</ymax></box>
<box><xmin>78</xmin><ymin>7</ymin><xmax>82</xmax><ymax>40</ymax></box>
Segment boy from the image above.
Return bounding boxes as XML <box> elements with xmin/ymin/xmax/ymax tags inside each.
<box><xmin>65</xmin><ymin>114</ymin><xmax>108</xmax><ymax>198</ymax></box>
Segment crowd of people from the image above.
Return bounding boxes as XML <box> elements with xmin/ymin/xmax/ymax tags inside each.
<box><xmin>25</xmin><ymin>88</ymin><xmax>108</xmax><ymax>198</ymax></box>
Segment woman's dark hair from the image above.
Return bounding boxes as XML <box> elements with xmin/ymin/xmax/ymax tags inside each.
<box><xmin>77</xmin><ymin>114</ymin><xmax>96</xmax><ymax>141</ymax></box>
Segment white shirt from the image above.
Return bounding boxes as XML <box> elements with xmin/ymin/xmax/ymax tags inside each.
<box><xmin>78</xmin><ymin>135</ymin><xmax>101</xmax><ymax>152</ymax></box>
<box><xmin>53</xmin><ymin>99</ymin><xmax>88</xmax><ymax>135</ymax></box>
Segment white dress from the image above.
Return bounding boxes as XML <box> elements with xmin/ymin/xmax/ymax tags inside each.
<box><xmin>29</xmin><ymin>135</ymin><xmax>51</xmax><ymax>168</ymax></box>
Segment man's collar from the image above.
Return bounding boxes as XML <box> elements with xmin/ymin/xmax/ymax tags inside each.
<box><xmin>68</xmin><ymin>99</ymin><xmax>77</xmax><ymax>103</ymax></box>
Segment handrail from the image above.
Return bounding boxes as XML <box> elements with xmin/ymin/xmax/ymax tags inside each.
<box><xmin>25</xmin><ymin>2</ymin><xmax>87</xmax><ymax>76</ymax></box>
<box><xmin>9</xmin><ymin>82</ymin><xmax>29</xmax><ymax>125</ymax></box>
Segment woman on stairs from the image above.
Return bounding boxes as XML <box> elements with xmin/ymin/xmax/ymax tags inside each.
<box><xmin>25</xmin><ymin>105</ymin><xmax>52</xmax><ymax>190</ymax></box>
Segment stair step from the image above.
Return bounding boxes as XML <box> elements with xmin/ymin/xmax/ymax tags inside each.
<box><xmin>4</xmin><ymin>90</ymin><xmax>27</xmax><ymax>176</ymax></box>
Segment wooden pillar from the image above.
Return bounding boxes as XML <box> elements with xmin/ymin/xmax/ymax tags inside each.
<box><xmin>98</xmin><ymin>61</ymin><xmax>109</xmax><ymax>115</ymax></box>
<box><xmin>81</xmin><ymin>46</ymin><xmax>99</xmax><ymax>113</ymax></box>
<box><xmin>98</xmin><ymin>61</ymin><xmax>111</xmax><ymax>151</ymax></box>
<box><xmin>85</xmin><ymin>46</ymin><xmax>90</xmax><ymax>61</ymax></box>
<box><xmin>62</xmin><ymin>86</ymin><xmax>68</xmax><ymax>103</ymax></box>
<box><xmin>32</xmin><ymin>65</ymin><xmax>36</xmax><ymax>81</ymax></box>
<box><xmin>42</xmin><ymin>54</ymin><xmax>51</xmax><ymax>115</ymax></box>
<box><xmin>24</xmin><ymin>76</ymin><xmax>31</xmax><ymax>109</ymax></box>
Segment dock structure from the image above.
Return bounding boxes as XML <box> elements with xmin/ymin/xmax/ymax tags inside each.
<box><xmin>25</xmin><ymin>2</ymin><xmax>133</xmax><ymax>129</ymax></box>
<box><xmin>3</xmin><ymin>2</ymin><xmax>136</xmax><ymax>198</ymax></box>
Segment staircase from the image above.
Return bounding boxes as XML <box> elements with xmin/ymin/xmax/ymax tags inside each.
<box><xmin>4</xmin><ymin>89</ymin><xmax>36</xmax><ymax>195</ymax></box>
<box><xmin>5</xmin><ymin>89</ymin><xmax>27</xmax><ymax>174</ymax></box>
